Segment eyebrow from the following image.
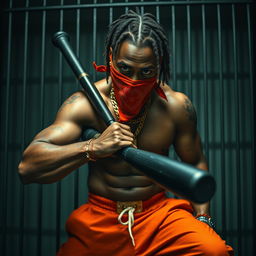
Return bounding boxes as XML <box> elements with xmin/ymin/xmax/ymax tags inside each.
<box><xmin>116</xmin><ymin>61</ymin><xmax>155</xmax><ymax>69</ymax></box>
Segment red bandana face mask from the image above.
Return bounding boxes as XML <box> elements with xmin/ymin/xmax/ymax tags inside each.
<box><xmin>93</xmin><ymin>60</ymin><xmax>167</xmax><ymax>122</ymax></box>
<box><xmin>110</xmin><ymin>64</ymin><xmax>158</xmax><ymax>122</ymax></box>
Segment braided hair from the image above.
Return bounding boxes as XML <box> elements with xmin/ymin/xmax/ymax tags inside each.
<box><xmin>104</xmin><ymin>10</ymin><xmax>170</xmax><ymax>85</ymax></box>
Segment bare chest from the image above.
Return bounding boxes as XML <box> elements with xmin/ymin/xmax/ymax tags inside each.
<box><xmin>93</xmin><ymin>95</ymin><xmax>175</xmax><ymax>153</ymax></box>
<box><xmin>138</xmin><ymin>107</ymin><xmax>175</xmax><ymax>154</ymax></box>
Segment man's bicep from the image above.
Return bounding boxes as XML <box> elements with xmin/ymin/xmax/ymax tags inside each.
<box><xmin>33</xmin><ymin>121</ymin><xmax>82</xmax><ymax>145</ymax></box>
<box><xmin>32</xmin><ymin>91</ymin><xmax>94</xmax><ymax>145</ymax></box>
<box><xmin>170</xmin><ymin>92</ymin><xmax>204</xmax><ymax>165</ymax></box>
<box><xmin>174</xmin><ymin>129</ymin><xmax>205</xmax><ymax>165</ymax></box>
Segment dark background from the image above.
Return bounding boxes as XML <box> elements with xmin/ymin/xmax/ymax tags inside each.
<box><xmin>0</xmin><ymin>0</ymin><xmax>255</xmax><ymax>255</ymax></box>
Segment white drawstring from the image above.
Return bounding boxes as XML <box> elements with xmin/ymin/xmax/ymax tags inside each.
<box><xmin>118</xmin><ymin>206</ymin><xmax>136</xmax><ymax>246</ymax></box>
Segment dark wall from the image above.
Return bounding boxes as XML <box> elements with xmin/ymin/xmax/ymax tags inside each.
<box><xmin>0</xmin><ymin>1</ymin><xmax>255</xmax><ymax>255</ymax></box>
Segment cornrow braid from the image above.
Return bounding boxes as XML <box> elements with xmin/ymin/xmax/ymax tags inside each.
<box><xmin>104</xmin><ymin>10</ymin><xmax>170</xmax><ymax>85</ymax></box>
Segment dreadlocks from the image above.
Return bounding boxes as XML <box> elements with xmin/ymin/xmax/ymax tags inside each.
<box><xmin>104</xmin><ymin>10</ymin><xmax>170</xmax><ymax>85</ymax></box>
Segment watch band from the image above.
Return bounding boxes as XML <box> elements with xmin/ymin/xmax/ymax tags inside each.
<box><xmin>196</xmin><ymin>215</ymin><xmax>216</xmax><ymax>230</ymax></box>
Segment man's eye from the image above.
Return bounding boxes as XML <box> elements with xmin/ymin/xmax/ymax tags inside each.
<box><xmin>119</xmin><ymin>65</ymin><xmax>130</xmax><ymax>72</ymax></box>
<box><xmin>142</xmin><ymin>69</ymin><xmax>153</xmax><ymax>75</ymax></box>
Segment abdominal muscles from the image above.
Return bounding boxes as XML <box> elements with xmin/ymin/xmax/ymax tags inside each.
<box><xmin>87</xmin><ymin>157</ymin><xmax>165</xmax><ymax>201</ymax></box>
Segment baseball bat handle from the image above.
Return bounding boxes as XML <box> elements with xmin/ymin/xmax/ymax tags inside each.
<box><xmin>52</xmin><ymin>31</ymin><xmax>115</xmax><ymax>126</ymax></box>
<box><xmin>52</xmin><ymin>31</ymin><xmax>216</xmax><ymax>203</ymax></box>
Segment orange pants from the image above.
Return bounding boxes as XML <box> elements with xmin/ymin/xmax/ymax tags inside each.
<box><xmin>57</xmin><ymin>192</ymin><xmax>234</xmax><ymax>256</ymax></box>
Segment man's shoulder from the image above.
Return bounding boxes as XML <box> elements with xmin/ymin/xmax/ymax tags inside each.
<box><xmin>60</xmin><ymin>90</ymin><xmax>89</xmax><ymax>111</ymax></box>
<box><xmin>161</xmin><ymin>84</ymin><xmax>196</xmax><ymax>126</ymax></box>
<box><xmin>56</xmin><ymin>90</ymin><xmax>95</xmax><ymax>126</ymax></box>
<box><xmin>161</xmin><ymin>84</ymin><xmax>189</xmax><ymax>111</ymax></box>
<box><xmin>57</xmin><ymin>78</ymin><xmax>111</xmax><ymax>126</ymax></box>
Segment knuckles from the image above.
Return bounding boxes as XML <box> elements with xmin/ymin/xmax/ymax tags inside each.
<box><xmin>100</xmin><ymin>122</ymin><xmax>134</xmax><ymax>148</ymax></box>
<box><xmin>113</xmin><ymin>130</ymin><xmax>120</xmax><ymax>136</ymax></box>
<box><xmin>111</xmin><ymin>123</ymin><xmax>121</xmax><ymax>130</ymax></box>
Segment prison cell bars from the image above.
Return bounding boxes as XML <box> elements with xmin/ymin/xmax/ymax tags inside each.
<box><xmin>231</xmin><ymin>4</ymin><xmax>242</xmax><ymax>255</ymax></box>
<box><xmin>2</xmin><ymin>0</ymin><xmax>13</xmax><ymax>255</ymax></box>
<box><xmin>216</xmin><ymin>2</ymin><xmax>226</xmax><ymax>241</ymax></box>
<box><xmin>2</xmin><ymin>1</ymin><xmax>255</xmax><ymax>255</ymax></box>
<box><xmin>201</xmin><ymin>2</ymin><xmax>209</xmax><ymax>201</ymax></box>
<box><xmin>55</xmin><ymin>1</ymin><xmax>64</xmax><ymax>253</ymax></box>
<box><xmin>247</xmin><ymin>5</ymin><xmax>255</xmax><ymax>252</ymax></box>
<box><xmin>20</xmin><ymin>1</ymin><xmax>29</xmax><ymax>256</ymax></box>
<box><xmin>4</xmin><ymin>1</ymin><xmax>254</xmax><ymax>12</ymax></box>
<box><xmin>74</xmin><ymin>0</ymin><xmax>81</xmax><ymax>217</ymax></box>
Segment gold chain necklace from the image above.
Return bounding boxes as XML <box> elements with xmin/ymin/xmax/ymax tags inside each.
<box><xmin>110</xmin><ymin>87</ymin><xmax>150</xmax><ymax>143</ymax></box>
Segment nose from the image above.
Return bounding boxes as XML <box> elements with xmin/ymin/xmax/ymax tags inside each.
<box><xmin>130</xmin><ymin>72</ymin><xmax>141</xmax><ymax>81</ymax></box>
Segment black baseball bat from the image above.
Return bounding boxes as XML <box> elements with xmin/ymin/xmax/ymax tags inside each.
<box><xmin>52</xmin><ymin>31</ymin><xmax>216</xmax><ymax>203</ymax></box>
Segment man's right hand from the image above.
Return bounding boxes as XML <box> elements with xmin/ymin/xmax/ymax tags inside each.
<box><xmin>91</xmin><ymin>122</ymin><xmax>136</xmax><ymax>159</ymax></box>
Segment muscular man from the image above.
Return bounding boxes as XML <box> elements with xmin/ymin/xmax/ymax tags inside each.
<box><xmin>18</xmin><ymin>11</ymin><xmax>233</xmax><ymax>256</ymax></box>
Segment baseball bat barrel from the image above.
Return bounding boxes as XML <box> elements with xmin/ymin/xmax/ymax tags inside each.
<box><xmin>52</xmin><ymin>31</ymin><xmax>216</xmax><ymax>203</ymax></box>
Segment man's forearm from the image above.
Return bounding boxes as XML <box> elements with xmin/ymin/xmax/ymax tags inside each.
<box><xmin>18</xmin><ymin>140</ymin><xmax>89</xmax><ymax>184</ymax></box>
<box><xmin>191</xmin><ymin>159</ymin><xmax>210</xmax><ymax>215</ymax></box>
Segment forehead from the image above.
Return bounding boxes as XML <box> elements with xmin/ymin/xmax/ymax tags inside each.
<box><xmin>115</xmin><ymin>40</ymin><xmax>156</xmax><ymax>64</ymax></box>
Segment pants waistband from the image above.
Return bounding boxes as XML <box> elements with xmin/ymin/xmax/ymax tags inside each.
<box><xmin>88</xmin><ymin>192</ymin><xmax>166</xmax><ymax>214</ymax></box>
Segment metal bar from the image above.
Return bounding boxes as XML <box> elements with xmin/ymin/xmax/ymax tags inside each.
<box><xmin>246</xmin><ymin>4</ymin><xmax>255</xmax><ymax>251</ymax></box>
<box><xmin>125</xmin><ymin>0</ymin><xmax>129</xmax><ymax>13</ymax></box>
<box><xmin>92</xmin><ymin>0</ymin><xmax>97</xmax><ymax>82</ymax></box>
<box><xmin>201</xmin><ymin>4</ymin><xmax>209</xmax><ymax>160</ymax></box>
<box><xmin>2</xmin><ymin>0</ymin><xmax>13</xmax><ymax>255</ymax></box>
<box><xmin>187</xmin><ymin>3</ymin><xmax>192</xmax><ymax>97</ymax></box>
<box><xmin>109</xmin><ymin>0</ymin><xmax>113</xmax><ymax>24</ymax></box>
<box><xmin>74</xmin><ymin>0</ymin><xmax>81</xmax><ymax>211</ymax></box>
<box><xmin>171</xmin><ymin>4</ymin><xmax>176</xmax><ymax>89</ymax></box>
<box><xmin>217</xmin><ymin>3</ymin><xmax>226</xmax><ymax>237</ymax></box>
<box><xmin>140</xmin><ymin>0</ymin><xmax>145</xmax><ymax>15</ymax></box>
<box><xmin>170</xmin><ymin>1</ymin><xmax>179</xmax><ymax>167</ymax></box>
<box><xmin>56</xmin><ymin>0</ymin><xmax>64</xmax><ymax>251</ymax></box>
<box><xmin>39</xmin><ymin>1</ymin><xmax>46</xmax><ymax>254</ymax></box>
<box><xmin>156</xmin><ymin>0</ymin><xmax>160</xmax><ymax>23</ymax></box>
<box><xmin>20</xmin><ymin>0</ymin><xmax>30</xmax><ymax>255</ymax></box>
<box><xmin>232</xmin><ymin>4</ymin><xmax>242</xmax><ymax>254</ymax></box>
<box><xmin>246</xmin><ymin>5</ymin><xmax>254</xmax><ymax>147</ymax></box>
<box><xmin>3</xmin><ymin>1</ymin><xmax>254</xmax><ymax>13</ymax></box>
